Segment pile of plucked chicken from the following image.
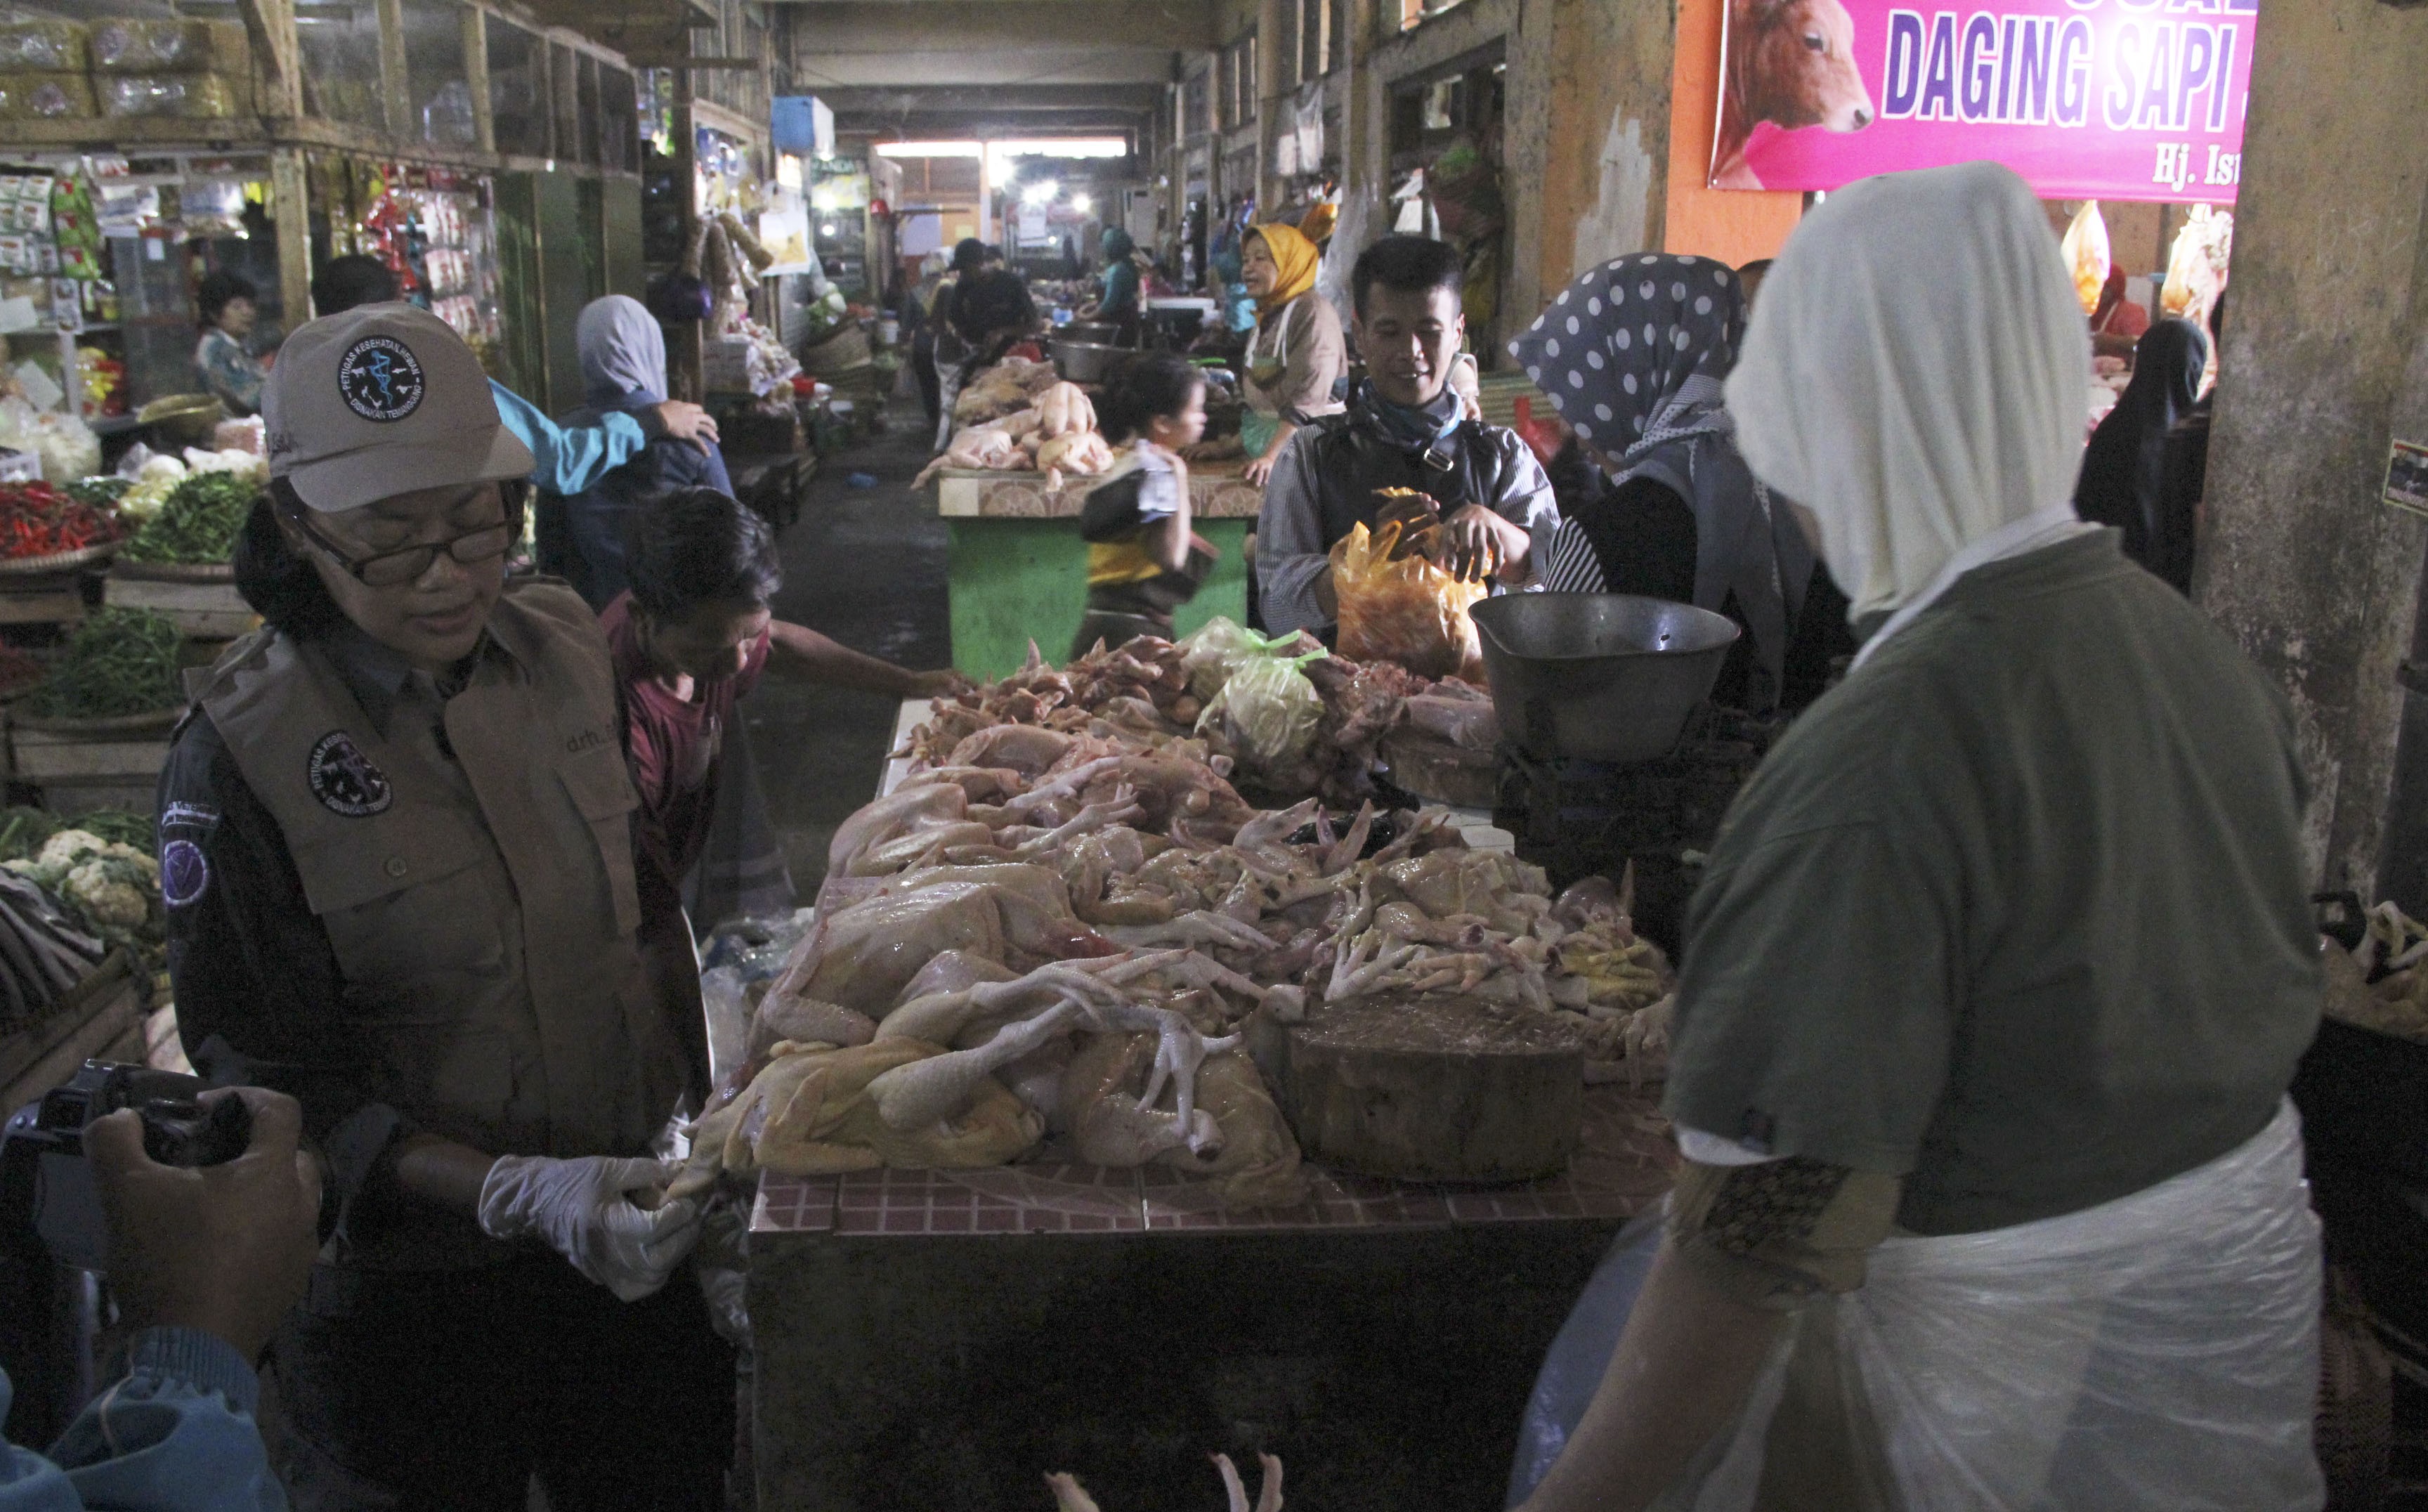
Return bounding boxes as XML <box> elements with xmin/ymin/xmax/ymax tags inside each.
<box><xmin>916</xmin><ymin>358</ymin><xmax>1119</xmax><ymax>491</ymax></box>
<box><xmin>672</xmin><ymin>637</ymin><xmax>1671</xmax><ymax>1211</ymax></box>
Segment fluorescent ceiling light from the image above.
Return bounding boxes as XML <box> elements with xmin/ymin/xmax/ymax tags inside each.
<box><xmin>873</xmin><ymin>141</ymin><xmax>983</xmax><ymax>158</ymax></box>
<box><xmin>991</xmin><ymin>137</ymin><xmax>1129</xmax><ymax>158</ymax></box>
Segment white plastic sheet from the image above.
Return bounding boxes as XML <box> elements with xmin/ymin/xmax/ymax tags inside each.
<box><xmin>1516</xmin><ymin>1101</ymin><xmax>2324</xmax><ymax>1511</ymax></box>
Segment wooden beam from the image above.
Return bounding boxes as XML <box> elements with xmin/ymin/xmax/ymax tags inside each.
<box><xmin>233</xmin><ymin>0</ymin><xmax>302</xmax><ymax>119</ymax></box>
<box><xmin>270</xmin><ymin>147</ymin><xmax>312</xmax><ymax>320</ymax></box>
<box><xmin>376</xmin><ymin>0</ymin><xmax>408</xmax><ymax>140</ymax></box>
<box><xmin>462</xmin><ymin>3</ymin><xmax>494</xmax><ymax>152</ymax></box>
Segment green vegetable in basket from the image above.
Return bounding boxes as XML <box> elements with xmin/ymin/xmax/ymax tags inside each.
<box><xmin>119</xmin><ymin>469</ymin><xmax>255</xmax><ymax>565</ymax></box>
<box><xmin>65</xmin><ymin>476</ymin><xmax>132</xmax><ymax>511</ymax></box>
<box><xmin>21</xmin><ymin>607</ymin><xmax>185</xmax><ymax>719</ymax></box>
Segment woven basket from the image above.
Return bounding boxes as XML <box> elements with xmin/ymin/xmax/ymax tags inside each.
<box><xmin>0</xmin><ymin>542</ymin><xmax>115</xmax><ymax>575</ymax></box>
<box><xmin>109</xmin><ymin>559</ymin><xmax>234</xmax><ymax>583</ymax></box>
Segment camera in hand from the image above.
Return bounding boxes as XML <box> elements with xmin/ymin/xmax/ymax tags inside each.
<box><xmin>1</xmin><ymin>1062</ymin><xmax>252</xmax><ymax>1272</ymax></box>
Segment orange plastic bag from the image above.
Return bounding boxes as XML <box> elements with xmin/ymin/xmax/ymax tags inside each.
<box><xmin>1329</xmin><ymin>520</ymin><xmax>1487</xmax><ymax>682</ymax></box>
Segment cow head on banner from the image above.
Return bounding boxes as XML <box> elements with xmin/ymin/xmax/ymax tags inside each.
<box><xmin>1717</xmin><ymin>0</ymin><xmax>1878</xmax><ymax>189</ymax></box>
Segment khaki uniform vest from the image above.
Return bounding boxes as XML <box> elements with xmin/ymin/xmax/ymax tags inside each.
<box><xmin>198</xmin><ymin>582</ymin><xmax>688</xmax><ymax>1263</ymax></box>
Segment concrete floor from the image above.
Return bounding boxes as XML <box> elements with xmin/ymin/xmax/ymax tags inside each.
<box><xmin>745</xmin><ymin>423</ymin><xmax>954</xmax><ymax>897</ymax></box>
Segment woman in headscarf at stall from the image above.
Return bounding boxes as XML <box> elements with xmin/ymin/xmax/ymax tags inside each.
<box><xmin>1081</xmin><ymin>226</ymin><xmax>1144</xmax><ymax>346</ymax></box>
<box><xmin>541</xmin><ymin>295</ymin><xmax>733</xmax><ymax>610</ymax></box>
<box><xmin>1512</xmin><ymin>162</ymin><xmax>2323</xmax><ymax>1512</ymax></box>
<box><xmin>1239</xmin><ymin>223</ymin><xmax>1349</xmax><ymax>489</ymax></box>
<box><xmin>2074</xmin><ymin>316</ymin><xmax>2210</xmax><ymax>593</ymax></box>
<box><xmin>1507</xmin><ymin>255</ymin><xmax>1832</xmax><ymax>713</ymax></box>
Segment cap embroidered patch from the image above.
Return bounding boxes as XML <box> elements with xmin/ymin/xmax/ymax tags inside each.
<box><xmin>159</xmin><ymin>839</ymin><xmax>209</xmax><ymax>909</ymax></box>
<box><xmin>308</xmin><ymin>731</ymin><xmax>393</xmax><ymax>817</ymax></box>
<box><xmin>335</xmin><ymin>336</ymin><xmax>426</xmax><ymax>423</ymax></box>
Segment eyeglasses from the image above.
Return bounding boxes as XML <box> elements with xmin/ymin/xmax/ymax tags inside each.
<box><xmin>292</xmin><ymin>510</ymin><xmax>517</xmax><ymax>589</ymax></box>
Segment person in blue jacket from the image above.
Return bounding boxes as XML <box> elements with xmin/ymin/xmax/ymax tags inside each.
<box><xmin>310</xmin><ymin>256</ymin><xmax>719</xmax><ymax>498</ymax></box>
<box><xmin>546</xmin><ymin>295</ymin><xmax>735</xmax><ymax>609</ymax></box>
<box><xmin>1</xmin><ymin>1086</ymin><xmax>321</xmax><ymax>1511</ymax></box>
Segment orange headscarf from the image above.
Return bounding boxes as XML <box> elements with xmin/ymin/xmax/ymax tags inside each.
<box><xmin>1248</xmin><ymin>223</ymin><xmax>1321</xmax><ymax>316</ymax></box>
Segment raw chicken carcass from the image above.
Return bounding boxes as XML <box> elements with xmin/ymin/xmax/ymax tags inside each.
<box><xmin>755</xmin><ymin>1039</ymin><xmax>1044</xmax><ymax>1173</ymax></box>
<box><xmin>776</xmin><ymin>884</ymin><xmax>1009</xmax><ymax>1015</ymax></box>
<box><xmin>1151</xmin><ymin>1051</ymin><xmax>1307</xmax><ymax>1208</ymax></box>
<box><xmin>950</xmin><ymin>723</ymin><xmax>1078</xmax><ymax>776</ymax></box>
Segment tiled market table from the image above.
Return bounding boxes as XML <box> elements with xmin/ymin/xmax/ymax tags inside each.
<box><xmin>748</xmin><ymin>1085</ymin><xmax>1676</xmax><ymax>1510</ymax></box>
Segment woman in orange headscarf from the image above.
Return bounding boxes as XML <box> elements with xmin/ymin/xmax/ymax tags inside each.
<box><xmin>1239</xmin><ymin>222</ymin><xmax>1348</xmax><ymax>488</ymax></box>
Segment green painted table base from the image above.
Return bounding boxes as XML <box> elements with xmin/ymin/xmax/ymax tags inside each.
<box><xmin>947</xmin><ymin>517</ymin><xmax>1250</xmax><ymax>680</ymax></box>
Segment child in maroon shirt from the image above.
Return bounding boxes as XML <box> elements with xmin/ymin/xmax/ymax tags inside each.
<box><xmin>606</xmin><ymin>488</ymin><xmax>967</xmax><ymax>937</ymax></box>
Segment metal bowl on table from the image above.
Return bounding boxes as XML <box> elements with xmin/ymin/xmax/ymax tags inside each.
<box><xmin>1469</xmin><ymin>593</ymin><xmax>1741</xmax><ymax>763</ymax></box>
<box><xmin>136</xmin><ymin>393</ymin><xmax>226</xmax><ymax>449</ymax></box>
<box><xmin>1052</xmin><ymin>341</ymin><xmax>1127</xmax><ymax>384</ymax></box>
<box><xmin>1062</xmin><ymin>321</ymin><xmax>1119</xmax><ymax>346</ymax></box>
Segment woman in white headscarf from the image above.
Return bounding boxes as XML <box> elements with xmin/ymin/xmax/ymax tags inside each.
<box><xmin>543</xmin><ymin>294</ymin><xmax>733</xmax><ymax>609</ymax></box>
<box><xmin>1517</xmin><ymin>163</ymin><xmax>2323</xmax><ymax>1512</ymax></box>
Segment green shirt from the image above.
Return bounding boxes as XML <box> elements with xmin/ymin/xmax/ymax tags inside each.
<box><xmin>1665</xmin><ymin>532</ymin><xmax>2320</xmax><ymax>1236</ymax></box>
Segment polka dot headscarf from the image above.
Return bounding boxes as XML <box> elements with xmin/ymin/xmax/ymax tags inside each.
<box><xmin>1506</xmin><ymin>254</ymin><xmax>1747</xmax><ymax>462</ymax></box>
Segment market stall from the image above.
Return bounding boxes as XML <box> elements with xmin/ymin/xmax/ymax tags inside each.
<box><xmin>676</xmin><ymin>627</ymin><xmax>1680</xmax><ymax>1504</ymax></box>
<box><xmin>926</xmin><ymin>466</ymin><xmax>1258</xmax><ymax>682</ymax></box>
<box><xmin>918</xmin><ymin>350</ymin><xmax>1260</xmax><ymax>679</ymax></box>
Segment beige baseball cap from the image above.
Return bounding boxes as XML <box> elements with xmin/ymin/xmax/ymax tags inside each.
<box><xmin>261</xmin><ymin>301</ymin><xmax>533</xmax><ymax>512</ymax></box>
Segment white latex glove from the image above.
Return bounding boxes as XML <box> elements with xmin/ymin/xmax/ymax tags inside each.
<box><xmin>476</xmin><ymin>1154</ymin><xmax>702</xmax><ymax>1301</ymax></box>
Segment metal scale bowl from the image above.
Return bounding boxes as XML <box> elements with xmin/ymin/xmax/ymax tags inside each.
<box><xmin>1469</xmin><ymin>594</ymin><xmax>1764</xmax><ymax>953</ymax></box>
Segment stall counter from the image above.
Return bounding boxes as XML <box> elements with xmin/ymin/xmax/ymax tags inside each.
<box><xmin>927</xmin><ymin>462</ymin><xmax>1262</xmax><ymax>681</ymax></box>
<box><xmin>747</xmin><ymin>1085</ymin><xmax>1671</xmax><ymax>1508</ymax></box>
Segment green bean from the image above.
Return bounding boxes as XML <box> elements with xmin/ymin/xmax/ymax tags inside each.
<box><xmin>22</xmin><ymin>607</ymin><xmax>185</xmax><ymax>718</ymax></box>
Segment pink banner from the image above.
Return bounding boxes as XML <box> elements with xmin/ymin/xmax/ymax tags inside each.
<box><xmin>1712</xmin><ymin>0</ymin><xmax>2256</xmax><ymax>202</ymax></box>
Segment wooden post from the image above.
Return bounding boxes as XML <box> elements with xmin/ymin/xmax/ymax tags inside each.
<box><xmin>377</xmin><ymin>0</ymin><xmax>408</xmax><ymax>141</ymax></box>
<box><xmin>462</xmin><ymin>4</ymin><xmax>494</xmax><ymax>154</ymax></box>
<box><xmin>667</xmin><ymin>66</ymin><xmax>703</xmax><ymax>401</ymax></box>
<box><xmin>270</xmin><ymin>147</ymin><xmax>313</xmax><ymax>322</ymax></box>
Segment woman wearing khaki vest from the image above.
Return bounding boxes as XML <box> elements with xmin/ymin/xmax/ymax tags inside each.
<box><xmin>157</xmin><ymin>304</ymin><xmax>731</xmax><ymax>1510</ymax></box>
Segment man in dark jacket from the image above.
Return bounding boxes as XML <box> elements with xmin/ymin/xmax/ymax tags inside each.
<box><xmin>1253</xmin><ymin>235</ymin><xmax>1554</xmax><ymax>637</ymax></box>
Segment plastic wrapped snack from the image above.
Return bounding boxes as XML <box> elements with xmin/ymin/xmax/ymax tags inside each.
<box><xmin>1329</xmin><ymin>519</ymin><xmax>1489</xmax><ymax>682</ymax></box>
<box><xmin>89</xmin><ymin>19</ymin><xmax>237</xmax><ymax>72</ymax></box>
<box><xmin>0</xmin><ymin>22</ymin><xmax>87</xmax><ymax>72</ymax></box>
<box><xmin>97</xmin><ymin>74</ymin><xmax>236</xmax><ymax>120</ymax></box>
<box><xmin>0</xmin><ymin>73</ymin><xmax>93</xmax><ymax>121</ymax></box>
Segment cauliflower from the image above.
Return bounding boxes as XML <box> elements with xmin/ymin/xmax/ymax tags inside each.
<box><xmin>64</xmin><ymin>857</ymin><xmax>149</xmax><ymax>927</ymax></box>
<box><xmin>10</xmin><ymin>832</ymin><xmax>160</xmax><ymax>940</ymax></box>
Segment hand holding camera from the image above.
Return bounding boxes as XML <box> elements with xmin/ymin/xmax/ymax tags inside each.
<box><xmin>87</xmin><ymin>1086</ymin><xmax>322</xmax><ymax>1357</ymax></box>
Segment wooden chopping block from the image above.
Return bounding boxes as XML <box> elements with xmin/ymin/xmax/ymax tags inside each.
<box><xmin>1248</xmin><ymin>996</ymin><xmax>1584</xmax><ymax>1182</ymax></box>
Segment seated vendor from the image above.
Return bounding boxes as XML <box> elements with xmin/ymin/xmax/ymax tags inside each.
<box><xmin>1253</xmin><ymin>235</ymin><xmax>1555</xmax><ymax>639</ymax></box>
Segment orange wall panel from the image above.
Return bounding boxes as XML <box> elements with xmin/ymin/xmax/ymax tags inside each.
<box><xmin>1664</xmin><ymin>0</ymin><xmax>1802</xmax><ymax>268</ymax></box>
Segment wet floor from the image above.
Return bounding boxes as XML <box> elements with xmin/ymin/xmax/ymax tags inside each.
<box><xmin>744</xmin><ymin>421</ymin><xmax>952</xmax><ymax>897</ymax></box>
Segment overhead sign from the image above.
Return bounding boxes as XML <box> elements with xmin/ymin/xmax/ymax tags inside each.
<box><xmin>1711</xmin><ymin>0</ymin><xmax>2257</xmax><ymax>202</ymax></box>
